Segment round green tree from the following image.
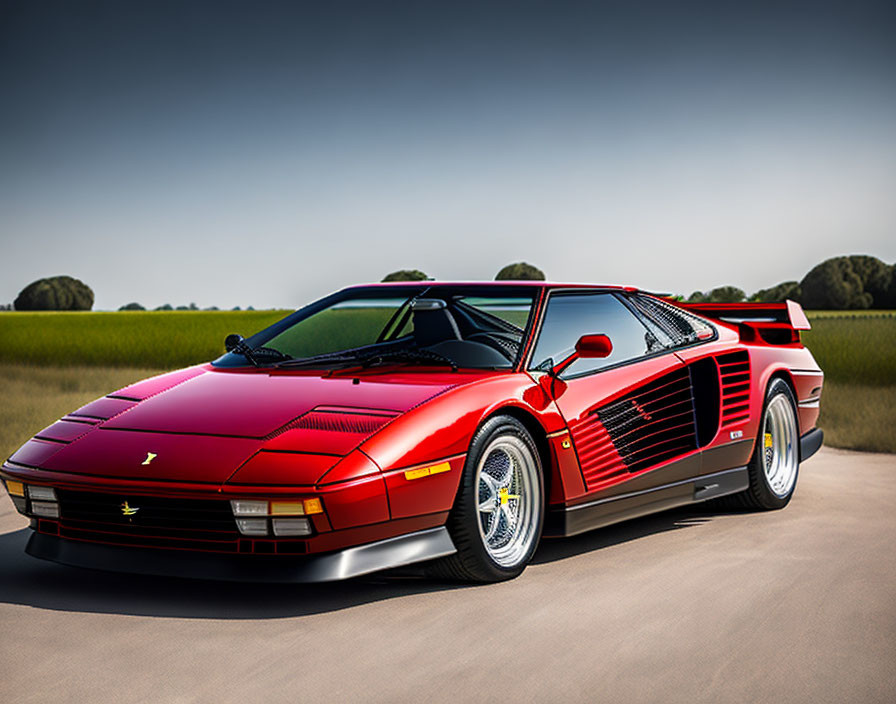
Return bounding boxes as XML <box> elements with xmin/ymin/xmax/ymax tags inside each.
<box><xmin>800</xmin><ymin>257</ymin><xmax>875</xmax><ymax>309</ymax></box>
<box><xmin>381</xmin><ymin>269</ymin><xmax>430</xmax><ymax>282</ymax></box>
<box><xmin>495</xmin><ymin>262</ymin><xmax>545</xmax><ymax>281</ymax></box>
<box><xmin>14</xmin><ymin>275</ymin><xmax>94</xmax><ymax>311</ymax></box>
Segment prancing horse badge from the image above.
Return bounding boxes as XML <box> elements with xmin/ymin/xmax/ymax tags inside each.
<box><xmin>142</xmin><ymin>452</ymin><xmax>158</xmax><ymax>465</ymax></box>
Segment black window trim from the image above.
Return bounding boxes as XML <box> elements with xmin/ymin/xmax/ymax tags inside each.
<box><xmin>523</xmin><ymin>288</ymin><xmax>716</xmax><ymax>381</ymax></box>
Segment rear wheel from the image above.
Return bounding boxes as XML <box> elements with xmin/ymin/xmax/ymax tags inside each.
<box><xmin>722</xmin><ymin>377</ymin><xmax>800</xmax><ymax>510</ymax></box>
<box><xmin>431</xmin><ymin>416</ymin><xmax>544</xmax><ymax>582</ymax></box>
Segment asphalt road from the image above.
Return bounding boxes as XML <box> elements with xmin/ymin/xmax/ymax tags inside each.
<box><xmin>1</xmin><ymin>447</ymin><xmax>894</xmax><ymax>704</ymax></box>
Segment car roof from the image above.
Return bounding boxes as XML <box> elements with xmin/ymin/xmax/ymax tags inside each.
<box><xmin>346</xmin><ymin>281</ymin><xmax>640</xmax><ymax>292</ymax></box>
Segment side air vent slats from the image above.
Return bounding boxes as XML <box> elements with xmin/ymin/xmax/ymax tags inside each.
<box><xmin>569</xmin><ymin>367</ymin><xmax>700</xmax><ymax>491</ymax></box>
<box><xmin>597</xmin><ymin>366</ymin><xmax>699</xmax><ymax>474</ymax></box>
<box><xmin>717</xmin><ymin>351</ymin><xmax>751</xmax><ymax>427</ymax></box>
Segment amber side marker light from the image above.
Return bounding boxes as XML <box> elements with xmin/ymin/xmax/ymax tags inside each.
<box><xmin>404</xmin><ymin>461</ymin><xmax>452</xmax><ymax>481</ymax></box>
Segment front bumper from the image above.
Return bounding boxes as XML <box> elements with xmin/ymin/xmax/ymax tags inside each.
<box><xmin>25</xmin><ymin>527</ymin><xmax>456</xmax><ymax>583</ymax></box>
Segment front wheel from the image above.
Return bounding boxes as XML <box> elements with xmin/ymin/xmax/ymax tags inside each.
<box><xmin>431</xmin><ymin>416</ymin><xmax>544</xmax><ymax>582</ymax></box>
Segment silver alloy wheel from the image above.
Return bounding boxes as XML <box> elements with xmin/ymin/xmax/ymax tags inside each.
<box><xmin>762</xmin><ymin>393</ymin><xmax>799</xmax><ymax>498</ymax></box>
<box><xmin>475</xmin><ymin>435</ymin><xmax>540</xmax><ymax>568</ymax></box>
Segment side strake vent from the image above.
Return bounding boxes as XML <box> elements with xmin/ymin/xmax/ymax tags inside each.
<box><xmin>717</xmin><ymin>351</ymin><xmax>751</xmax><ymax>427</ymax></box>
<box><xmin>597</xmin><ymin>367</ymin><xmax>699</xmax><ymax>475</ymax></box>
<box><xmin>566</xmin><ymin>415</ymin><xmax>628</xmax><ymax>491</ymax></box>
<box><xmin>568</xmin><ymin>367</ymin><xmax>700</xmax><ymax>492</ymax></box>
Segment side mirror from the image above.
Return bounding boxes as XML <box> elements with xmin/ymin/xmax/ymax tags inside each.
<box><xmin>551</xmin><ymin>334</ymin><xmax>613</xmax><ymax>376</ymax></box>
<box><xmin>225</xmin><ymin>333</ymin><xmax>245</xmax><ymax>352</ymax></box>
<box><xmin>575</xmin><ymin>334</ymin><xmax>613</xmax><ymax>359</ymax></box>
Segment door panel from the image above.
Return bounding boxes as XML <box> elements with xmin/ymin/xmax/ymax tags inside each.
<box><xmin>551</xmin><ymin>354</ymin><xmax>700</xmax><ymax>495</ymax></box>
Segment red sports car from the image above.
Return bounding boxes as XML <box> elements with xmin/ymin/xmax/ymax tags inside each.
<box><xmin>2</xmin><ymin>282</ymin><xmax>824</xmax><ymax>582</ymax></box>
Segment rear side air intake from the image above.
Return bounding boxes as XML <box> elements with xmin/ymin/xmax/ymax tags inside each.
<box><xmin>716</xmin><ymin>351</ymin><xmax>751</xmax><ymax>427</ymax></box>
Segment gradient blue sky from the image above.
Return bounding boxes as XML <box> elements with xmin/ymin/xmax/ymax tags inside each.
<box><xmin>1</xmin><ymin>1</ymin><xmax>894</xmax><ymax>310</ymax></box>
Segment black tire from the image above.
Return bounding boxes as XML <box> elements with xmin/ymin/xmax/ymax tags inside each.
<box><xmin>715</xmin><ymin>378</ymin><xmax>800</xmax><ymax>511</ymax></box>
<box><xmin>429</xmin><ymin>415</ymin><xmax>544</xmax><ymax>582</ymax></box>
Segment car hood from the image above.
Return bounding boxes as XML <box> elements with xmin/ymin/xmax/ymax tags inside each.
<box><xmin>103</xmin><ymin>367</ymin><xmax>459</xmax><ymax>437</ymax></box>
<box><xmin>24</xmin><ymin>366</ymin><xmax>472</xmax><ymax>485</ymax></box>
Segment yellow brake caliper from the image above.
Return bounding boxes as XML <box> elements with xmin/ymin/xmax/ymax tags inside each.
<box><xmin>498</xmin><ymin>487</ymin><xmax>519</xmax><ymax>505</ymax></box>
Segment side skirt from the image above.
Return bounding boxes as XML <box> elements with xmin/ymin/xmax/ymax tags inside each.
<box><xmin>544</xmin><ymin>466</ymin><xmax>749</xmax><ymax>538</ymax></box>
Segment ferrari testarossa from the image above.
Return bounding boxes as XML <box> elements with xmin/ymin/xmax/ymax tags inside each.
<box><xmin>2</xmin><ymin>282</ymin><xmax>824</xmax><ymax>582</ymax></box>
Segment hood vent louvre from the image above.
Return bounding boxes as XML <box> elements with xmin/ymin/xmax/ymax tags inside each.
<box><xmin>264</xmin><ymin>407</ymin><xmax>399</xmax><ymax>441</ymax></box>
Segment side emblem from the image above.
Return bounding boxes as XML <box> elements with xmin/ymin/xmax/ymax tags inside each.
<box><xmin>121</xmin><ymin>501</ymin><xmax>139</xmax><ymax>516</ymax></box>
<box><xmin>142</xmin><ymin>452</ymin><xmax>158</xmax><ymax>465</ymax></box>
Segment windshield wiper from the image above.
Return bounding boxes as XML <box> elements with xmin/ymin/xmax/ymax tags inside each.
<box><xmin>272</xmin><ymin>350</ymin><xmax>367</xmax><ymax>369</ymax></box>
<box><xmin>224</xmin><ymin>334</ymin><xmax>292</xmax><ymax>367</ymax></box>
<box><xmin>361</xmin><ymin>348</ymin><xmax>458</xmax><ymax>372</ymax></box>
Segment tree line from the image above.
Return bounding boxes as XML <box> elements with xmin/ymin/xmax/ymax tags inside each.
<box><xmin>5</xmin><ymin>256</ymin><xmax>894</xmax><ymax>311</ymax></box>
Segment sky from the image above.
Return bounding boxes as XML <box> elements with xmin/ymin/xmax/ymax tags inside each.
<box><xmin>1</xmin><ymin>0</ymin><xmax>894</xmax><ymax>310</ymax></box>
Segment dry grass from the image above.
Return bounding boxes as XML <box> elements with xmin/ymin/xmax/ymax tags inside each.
<box><xmin>0</xmin><ymin>364</ymin><xmax>165</xmax><ymax>463</ymax></box>
<box><xmin>815</xmin><ymin>382</ymin><xmax>896</xmax><ymax>454</ymax></box>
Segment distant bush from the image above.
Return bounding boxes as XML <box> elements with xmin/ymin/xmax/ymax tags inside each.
<box><xmin>687</xmin><ymin>286</ymin><xmax>746</xmax><ymax>303</ymax></box>
<box><xmin>382</xmin><ymin>269</ymin><xmax>430</xmax><ymax>282</ymax></box>
<box><xmin>750</xmin><ymin>281</ymin><xmax>801</xmax><ymax>303</ymax></box>
<box><xmin>118</xmin><ymin>302</ymin><xmax>146</xmax><ymax>311</ymax></box>
<box><xmin>14</xmin><ymin>275</ymin><xmax>94</xmax><ymax>311</ymax></box>
<box><xmin>495</xmin><ymin>262</ymin><xmax>545</xmax><ymax>280</ymax></box>
<box><xmin>155</xmin><ymin>304</ymin><xmax>173</xmax><ymax>311</ymax></box>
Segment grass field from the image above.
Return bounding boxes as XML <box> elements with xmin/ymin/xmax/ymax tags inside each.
<box><xmin>0</xmin><ymin>309</ymin><xmax>893</xmax><ymax>455</ymax></box>
<box><xmin>801</xmin><ymin>316</ymin><xmax>896</xmax><ymax>386</ymax></box>
<box><xmin>0</xmin><ymin>310</ymin><xmax>290</xmax><ymax>368</ymax></box>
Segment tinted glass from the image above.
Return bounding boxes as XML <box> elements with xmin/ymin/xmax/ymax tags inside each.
<box><xmin>212</xmin><ymin>285</ymin><xmax>536</xmax><ymax>369</ymax></box>
<box><xmin>265</xmin><ymin>298</ymin><xmax>409</xmax><ymax>358</ymax></box>
<box><xmin>530</xmin><ymin>293</ymin><xmax>655</xmax><ymax>376</ymax></box>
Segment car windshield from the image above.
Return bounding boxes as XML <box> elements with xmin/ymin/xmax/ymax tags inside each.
<box><xmin>212</xmin><ymin>285</ymin><xmax>537</xmax><ymax>370</ymax></box>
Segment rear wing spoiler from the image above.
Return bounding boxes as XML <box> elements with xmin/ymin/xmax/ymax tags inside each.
<box><xmin>671</xmin><ymin>299</ymin><xmax>811</xmax><ymax>345</ymax></box>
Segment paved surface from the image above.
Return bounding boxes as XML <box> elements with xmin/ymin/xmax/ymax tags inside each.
<box><xmin>1</xmin><ymin>447</ymin><xmax>894</xmax><ymax>704</ymax></box>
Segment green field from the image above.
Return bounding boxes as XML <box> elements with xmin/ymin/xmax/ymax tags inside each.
<box><xmin>801</xmin><ymin>315</ymin><xmax>896</xmax><ymax>386</ymax></box>
<box><xmin>0</xmin><ymin>310</ymin><xmax>291</xmax><ymax>368</ymax></box>
<box><xmin>0</xmin><ymin>309</ymin><xmax>893</xmax><ymax>455</ymax></box>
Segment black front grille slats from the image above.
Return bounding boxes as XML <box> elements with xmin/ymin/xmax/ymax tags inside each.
<box><xmin>52</xmin><ymin>489</ymin><xmax>241</xmax><ymax>551</ymax></box>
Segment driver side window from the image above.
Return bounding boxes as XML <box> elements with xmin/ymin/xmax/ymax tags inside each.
<box><xmin>530</xmin><ymin>293</ymin><xmax>658</xmax><ymax>377</ymax></box>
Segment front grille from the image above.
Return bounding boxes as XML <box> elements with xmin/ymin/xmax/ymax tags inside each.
<box><xmin>53</xmin><ymin>489</ymin><xmax>241</xmax><ymax>552</ymax></box>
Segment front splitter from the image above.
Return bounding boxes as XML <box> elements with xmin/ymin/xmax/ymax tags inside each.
<box><xmin>26</xmin><ymin>527</ymin><xmax>456</xmax><ymax>583</ymax></box>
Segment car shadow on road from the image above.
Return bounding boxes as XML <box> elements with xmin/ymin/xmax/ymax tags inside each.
<box><xmin>0</xmin><ymin>506</ymin><xmax>714</xmax><ymax>620</ymax></box>
<box><xmin>531</xmin><ymin>505</ymin><xmax>711</xmax><ymax>565</ymax></box>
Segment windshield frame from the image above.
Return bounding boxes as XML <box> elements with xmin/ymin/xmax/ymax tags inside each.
<box><xmin>212</xmin><ymin>284</ymin><xmax>542</xmax><ymax>371</ymax></box>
